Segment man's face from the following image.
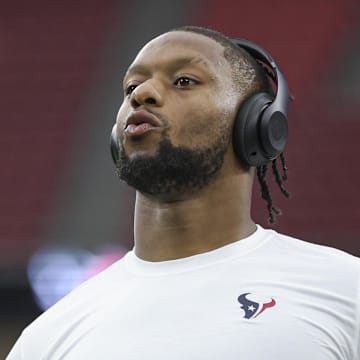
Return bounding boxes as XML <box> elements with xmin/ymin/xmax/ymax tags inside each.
<box><xmin>115</xmin><ymin>31</ymin><xmax>239</xmax><ymax>196</ymax></box>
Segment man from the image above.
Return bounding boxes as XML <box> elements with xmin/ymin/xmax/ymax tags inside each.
<box><xmin>7</xmin><ymin>26</ymin><xmax>360</xmax><ymax>359</ymax></box>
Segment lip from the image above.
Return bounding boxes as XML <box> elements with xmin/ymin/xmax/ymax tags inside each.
<box><xmin>124</xmin><ymin>109</ymin><xmax>161</xmax><ymax>130</ymax></box>
<box><xmin>123</xmin><ymin>109</ymin><xmax>162</xmax><ymax>138</ymax></box>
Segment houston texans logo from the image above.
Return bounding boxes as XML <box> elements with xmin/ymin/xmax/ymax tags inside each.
<box><xmin>237</xmin><ymin>293</ymin><xmax>276</xmax><ymax>319</ymax></box>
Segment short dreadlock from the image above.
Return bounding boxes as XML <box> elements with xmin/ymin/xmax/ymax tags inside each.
<box><xmin>171</xmin><ymin>25</ymin><xmax>290</xmax><ymax>224</ymax></box>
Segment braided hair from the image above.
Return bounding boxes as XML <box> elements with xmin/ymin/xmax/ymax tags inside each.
<box><xmin>257</xmin><ymin>153</ymin><xmax>290</xmax><ymax>224</ymax></box>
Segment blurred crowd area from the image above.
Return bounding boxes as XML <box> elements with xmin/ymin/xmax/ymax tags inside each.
<box><xmin>1</xmin><ymin>0</ymin><xmax>359</xmax><ymax>357</ymax></box>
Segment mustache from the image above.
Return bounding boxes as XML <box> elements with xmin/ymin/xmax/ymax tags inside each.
<box><xmin>141</xmin><ymin>107</ymin><xmax>170</xmax><ymax>127</ymax></box>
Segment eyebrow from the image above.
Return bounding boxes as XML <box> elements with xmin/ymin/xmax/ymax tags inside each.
<box><xmin>167</xmin><ymin>56</ymin><xmax>210</xmax><ymax>70</ymax></box>
<box><xmin>125</xmin><ymin>56</ymin><xmax>210</xmax><ymax>78</ymax></box>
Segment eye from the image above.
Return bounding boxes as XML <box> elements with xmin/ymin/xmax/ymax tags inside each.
<box><xmin>125</xmin><ymin>84</ymin><xmax>138</xmax><ymax>96</ymax></box>
<box><xmin>174</xmin><ymin>77</ymin><xmax>198</xmax><ymax>88</ymax></box>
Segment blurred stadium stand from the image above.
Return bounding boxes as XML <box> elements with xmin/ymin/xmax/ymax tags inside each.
<box><xmin>1</xmin><ymin>0</ymin><xmax>359</xmax><ymax>356</ymax></box>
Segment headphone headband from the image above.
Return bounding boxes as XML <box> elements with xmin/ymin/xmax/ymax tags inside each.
<box><xmin>231</xmin><ymin>38</ymin><xmax>289</xmax><ymax>117</ymax></box>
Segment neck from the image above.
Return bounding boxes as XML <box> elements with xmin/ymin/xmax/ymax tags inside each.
<box><xmin>133</xmin><ymin>169</ymin><xmax>256</xmax><ymax>261</ymax></box>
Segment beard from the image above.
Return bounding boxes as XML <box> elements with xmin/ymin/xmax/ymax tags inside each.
<box><xmin>115</xmin><ymin>131</ymin><xmax>229</xmax><ymax>196</ymax></box>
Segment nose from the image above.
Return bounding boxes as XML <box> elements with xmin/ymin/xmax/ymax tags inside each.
<box><xmin>130</xmin><ymin>81</ymin><xmax>164</xmax><ymax>108</ymax></box>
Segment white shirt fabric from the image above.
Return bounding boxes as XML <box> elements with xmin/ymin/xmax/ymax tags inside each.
<box><xmin>7</xmin><ymin>226</ymin><xmax>360</xmax><ymax>359</ymax></box>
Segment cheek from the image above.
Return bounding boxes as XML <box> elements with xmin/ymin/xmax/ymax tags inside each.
<box><xmin>170</xmin><ymin>101</ymin><xmax>232</xmax><ymax>148</ymax></box>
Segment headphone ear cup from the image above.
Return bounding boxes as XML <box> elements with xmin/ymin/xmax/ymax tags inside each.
<box><xmin>110</xmin><ymin>124</ymin><xmax>120</xmax><ymax>165</ymax></box>
<box><xmin>233</xmin><ymin>92</ymin><xmax>273</xmax><ymax>167</ymax></box>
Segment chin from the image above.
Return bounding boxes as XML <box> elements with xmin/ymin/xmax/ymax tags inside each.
<box><xmin>122</xmin><ymin>139</ymin><xmax>161</xmax><ymax>159</ymax></box>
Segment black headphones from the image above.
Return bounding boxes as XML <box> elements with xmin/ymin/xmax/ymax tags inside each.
<box><xmin>110</xmin><ymin>123</ymin><xmax>120</xmax><ymax>165</ymax></box>
<box><xmin>231</xmin><ymin>38</ymin><xmax>290</xmax><ymax>167</ymax></box>
<box><xmin>110</xmin><ymin>38</ymin><xmax>290</xmax><ymax>168</ymax></box>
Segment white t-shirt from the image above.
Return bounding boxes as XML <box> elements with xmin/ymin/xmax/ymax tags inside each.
<box><xmin>7</xmin><ymin>226</ymin><xmax>360</xmax><ymax>359</ymax></box>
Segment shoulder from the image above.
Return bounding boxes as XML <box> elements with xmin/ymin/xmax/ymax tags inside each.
<box><xmin>262</xmin><ymin>226</ymin><xmax>359</xmax><ymax>266</ymax></box>
<box><xmin>266</xmin><ymin>227</ymin><xmax>360</xmax><ymax>292</ymax></box>
<box><xmin>256</xmin><ymin>226</ymin><xmax>360</xmax><ymax>285</ymax></box>
<box><xmin>260</xmin><ymin>228</ymin><xmax>360</xmax><ymax>359</ymax></box>
<box><xmin>13</xmin><ymin>254</ymin><xmax>130</xmax><ymax>357</ymax></box>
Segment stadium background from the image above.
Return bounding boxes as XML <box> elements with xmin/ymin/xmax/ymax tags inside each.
<box><xmin>1</xmin><ymin>0</ymin><xmax>359</xmax><ymax>356</ymax></box>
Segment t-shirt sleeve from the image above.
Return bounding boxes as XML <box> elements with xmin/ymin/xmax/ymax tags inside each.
<box><xmin>6</xmin><ymin>336</ymin><xmax>23</xmax><ymax>360</ymax></box>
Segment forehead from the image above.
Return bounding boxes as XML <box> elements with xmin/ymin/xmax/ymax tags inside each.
<box><xmin>126</xmin><ymin>31</ymin><xmax>229</xmax><ymax>75</ymax></box>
